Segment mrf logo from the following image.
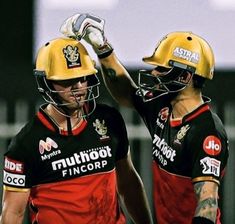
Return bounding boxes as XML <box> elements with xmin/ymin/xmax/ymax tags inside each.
<box><xmin>4</xmin><ymin>157</ymin><xmax>24</xmax><ymax>174</ymax></box>
<box><xmin>39</xmin><ymin>137</ymin><xmax>58</xmax><ymax>154</ymax></box>
<box><xmin>203</xmin><ymin>135</ymin><xmax>221</xmax><ymax>156</ymax></box>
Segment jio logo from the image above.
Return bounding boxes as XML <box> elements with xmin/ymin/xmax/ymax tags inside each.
<box><xmin>203</xmin><ymin>135</ymin><xmax>221</xmax><ymax>156</ymax></box>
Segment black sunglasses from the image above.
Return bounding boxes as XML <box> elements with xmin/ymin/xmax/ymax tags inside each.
<box><xmin>52</xmin><ymin>77</ymin><xmax>87</xmax><ymax>88</ymax></box>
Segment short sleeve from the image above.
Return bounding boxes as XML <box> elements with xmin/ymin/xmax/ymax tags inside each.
<box><xmin>191</xmin><ymin>126</ymin><xmax>229</xmax><ymax>185</ymax></box>
<box><xmin>3</xmin><ymin>137</ymin><xmax>33</xmax><ymax>189</ymax></box>
<box><xmin>132</xmin><ymin>90</ymin><xmax>173</xmax><ymax>135</ymax></box>
<box><xmin>109</xmin><ymin>107</ymin><xmax>129</xmax><ymax>162</ymax></box>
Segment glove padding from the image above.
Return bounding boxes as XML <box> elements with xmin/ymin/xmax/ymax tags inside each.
<box><xmin>60</xmin><ymin>13</ymin><xmax>113</xmax><ymax>57</ymax></box>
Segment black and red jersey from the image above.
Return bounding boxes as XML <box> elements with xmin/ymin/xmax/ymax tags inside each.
<box><xmin>133</xmin><ymin>92</ymin><xmax>229</xmax><ymax>224</ymax></box>
<box><xmin>3</xmin><ymin>103</ymin><xmax>129</xmax><ymax>224</ymax></box>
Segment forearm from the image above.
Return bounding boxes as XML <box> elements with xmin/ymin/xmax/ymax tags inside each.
<box><xmin>194</xmin><ymin>197</ymin><xmax>218</xmax><ymax>222</ymax></box>
<box><xmin>0</xmin><ymin>189</ymin><xmax>30</xmax><ymax>224</ymax></box>
<box><xmin>118</xmin><ymin>172</ymin><xmax>152</xmax><ymax>224</ymax></box>
<box><xmin>193</xmin><ymin>181</ymin><xmax>219</xmax><ymax>224</ymax></box>
<box><xmin>0</xmin><ymin>210</ymin><xmax>25</xmax><ymax>224</ymax></box>
<box><xmin>99</xmin><ymin>52</ymin><xmax>138</xmax><ymax>107</ymax></box>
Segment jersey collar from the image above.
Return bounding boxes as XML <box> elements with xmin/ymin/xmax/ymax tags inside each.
<box><xmin>37</xmin><ymin>104</ymin><xmax>87</xmax><ymax>136</ymax></box>
<box><xmin>170</xmin><ymin>96</ymin><xmax>211</xmax><ymax>127</ymax></box>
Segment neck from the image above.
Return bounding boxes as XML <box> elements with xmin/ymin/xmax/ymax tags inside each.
<box><xmin>171</xmin><ymin>90</ymin><xmax>203</xmax><ymax>119</ymax></box>
<box><xmin>44</xmin><ymin>104</ymin><xmax>83</xmax><ymax>130</ymax></box>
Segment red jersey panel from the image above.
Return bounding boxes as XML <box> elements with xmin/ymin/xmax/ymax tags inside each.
<box><xmin>29</xmin><ymin>171</ymin><xmax>125</xmax><ymax>224</ymax></box>
<box><xmin>153</xmin><ymin>162</ymin><xmax>196</xmax><ymax>223</ymax></box>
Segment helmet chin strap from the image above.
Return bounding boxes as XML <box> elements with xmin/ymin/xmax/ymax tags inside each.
<box><xmin>51</xmin><ymin>103</ymin><xmax>83</xmax><ymax>135</ymax></box>
<box><xmin>66</xmin><ymin>116</ymin><xmax>72</xmax><ymax>135</ymax></box>
<box><xmin>45</xmin><ymin>80</ymin><xmax>98</xmax><ymax>134</ymax></box>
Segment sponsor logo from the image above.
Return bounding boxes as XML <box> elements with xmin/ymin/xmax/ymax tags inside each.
<box><xmin>173</xmin><ymin>47</ymin><xmax>199</xmax><ymax>63</ymax></box>
<box><xmin>3</xmin><ymin>170</ymin><xmax>26</xmax><ymax>187</ymax></box>
<box><xmin>159</xmin><ymin>107</ymin><xmax>169</xmax><ymax>121</ymax></box>
<box><xmin>41</xmin><ymin>150</ymin><xmax>62</xmax><ymax>161</ymax></box>
<box><xmin>200</xmin><ymin>157</ymin><xmax>221</xmax><ymax>177</ymax></box>
<box><xmin>4</xmin><ymin>157</ymin><xmax>24</xmax><ymax>174</ymax></box>
<box><xmin>39</xmin><ymin>137</ymin><xmax>58</xmax><ymax>154</ymax></box>
<box><xmin>152</xmin><ymin>134</ymin><xmax>176</xmax><ymax>166</ymax></box>
<box><xmin>51</xmin><ymin>146</ymin><xmax>112</xmax><ymax>177</ymax></box>
<box><xmin>39</xmin><ymin>137</ymin><xmax>61</xmax><ymax>161</ymax></box>
<box><xmin>203</xmin><ymin>135</ymin><xmax>221</xmax><ymax>156</ymax></box>
<box><xmin>156</xmin><ymin>107</ymin><xmax>169</xmax><ymax>129</ymax></box>
<box><xmin>93</xmin><ymin>119</ymin><xmax>110</xmax><ymax>140</ymax></box>
<box><xmin>63</xmin><ymin>45</ymin><xmax>81</xmax><ymax>68</ymax></box>
<box><xmin>156</xmin><ymin>118</ymin><xmax>164</xmax><ymax>129</ymax></box>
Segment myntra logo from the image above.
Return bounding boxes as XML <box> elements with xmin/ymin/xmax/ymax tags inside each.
<box><xmin>39</xmin><ymin>137</ymin><xmax>58</xmax><ymax>154</ymax></box>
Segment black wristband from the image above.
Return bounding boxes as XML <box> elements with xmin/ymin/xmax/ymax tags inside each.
<box><xmin>95</xmin><ymin>41</ymin><xmax>113</xmax><ymax>59</ymax></box>
<box><xmin>97</xmin><ymin>48</ymin><xmax>113</xmax><ymax>59</ymax></box>
<box><xmin>192</xmin><ymin>217</ymin><xmax>214</xmax><ymax>224</ymax></box>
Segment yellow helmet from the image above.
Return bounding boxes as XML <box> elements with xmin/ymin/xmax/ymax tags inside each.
<box><xmin>34</xmin><ymin>37</ymin><xmax>100</xmax><ymax>116</ymax></box>
<box><xmin>143</xmin><ymin>31</ymin><xmax>215</xmax><ymax>79</ymax></box>
<box><xmin>35</xmin><ymin>37</ymin><xmax>97</xmax><ymax>80</ymax></box>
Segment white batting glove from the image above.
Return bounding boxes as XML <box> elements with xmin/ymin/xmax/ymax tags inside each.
<box><xmin>60</xmin><ymin>13</ymin><xmax>113</xmax><ymax>58</ymax></box>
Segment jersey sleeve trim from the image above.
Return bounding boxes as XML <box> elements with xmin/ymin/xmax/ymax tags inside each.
<box><xmin>3</xmin><ymin>185</ymin><xmax>30</xmax><ymax>192</ymax></box>
<box><xmin>192</xmin><ymin>176</ymin><xmax>220</xmax><ymax>185</ymax></box>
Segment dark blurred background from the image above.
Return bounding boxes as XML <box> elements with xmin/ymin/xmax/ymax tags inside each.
<box><xmin>0</xmin><ymin>1</ymin><xmax>235</xmax><ymax>223</ymax></box>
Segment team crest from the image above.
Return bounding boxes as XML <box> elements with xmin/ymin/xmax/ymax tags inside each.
<box><xmin>174</xmin><ymin>124</ymin><xmax>190</xmax><ymax>145</ymax></box>
<box><xmin>63</xmin><ymin>45</ymin><xmax>81</xmax><ymax>68</ymax></box>
<box><xmin>177</xmin><ymin>125</ymin><xmax>190</xmax><ymax>140</ymax></box>
<box><xmin>93</xmin><ymin>119</ymin><xmax>110</xmax><ymax>140</ymax></box>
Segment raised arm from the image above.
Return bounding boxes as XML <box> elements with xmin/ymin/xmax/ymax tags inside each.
<box><xmin>60</xmin><ymin>13</ymin><xmax>138</xmax><ymax>108</ymax></box>
<box><xmin>99</xmin><ymin>52</ymin><xmax>137</xmax><ymax>107</ymax></box>
<box><xmin>0</xmin><ymin>189</ymin><xmax>30</xmax><ymax>224</ymax></box>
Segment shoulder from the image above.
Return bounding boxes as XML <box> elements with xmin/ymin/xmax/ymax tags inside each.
<box><xmin>187</xmin><ymin>108</ymin><xmax>228</xmax><ymax>155</ymax></box>
<box><xmin>8</xmin><ymin>116</ymin><xmax>39</xmax><ymax>152</ymax></box>
<box><xmin>94</xmin><ymin>103</ymin><xmax>127</xmax><ymax>129</ymax></box>
<box><xmin>196</xmin><ymin>109</ymin><xmax>227</xmax><ymax>137</ymax></box>
<box><xmin>95</xmin><ymin>103</ymin><xmax>122</xmax><ymax>117</ymax></box>
<box><xmin>16</xmin><ymin>116</ymin><xmax>39</xmax><ymax>138</ymax></box>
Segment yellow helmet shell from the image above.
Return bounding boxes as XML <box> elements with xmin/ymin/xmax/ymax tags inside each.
<box><xmin>143</xmin><ymin>32</ymin><xmax>215</xmax><ymax>79</ymax></box>
<box><xmin>35</xmin><ymin>37</ymin><xmax>97</xmax><ymax>80</ymax></box>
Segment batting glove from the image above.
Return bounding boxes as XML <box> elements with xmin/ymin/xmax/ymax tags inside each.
<box><xmin>60</xmin><ymin>13</ymin><xmax>113</xmax><ymax>58</ymax></box>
